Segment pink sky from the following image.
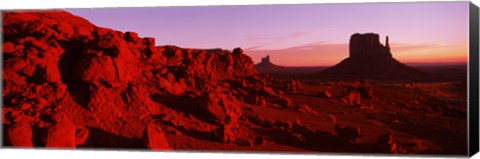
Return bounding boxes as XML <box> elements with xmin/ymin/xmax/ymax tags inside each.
<box><xmin>67</xmin><ymin>1</ymin><xmax>470</xmax><ymax>66</ymax></box>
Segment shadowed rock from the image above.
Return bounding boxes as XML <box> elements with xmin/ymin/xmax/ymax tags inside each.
<box><xmin>334</xmin><ymin>124</ymin><xmax>361</xmax><ymax>142</ymax></box>
<box><xmin>254</xmin><ymin>55</ymin><xmax>284</xmax><ymax>69</ymax></box>
<box><xmin>319</xmin><ymin>33</ymin><xmax>432</xmax><ymax>81</ymax></box>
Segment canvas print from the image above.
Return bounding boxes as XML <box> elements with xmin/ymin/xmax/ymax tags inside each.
<box><xmin>1</xmin><ymin>1</ymin><xmax>472</xmax><ymax>156</ymax></box>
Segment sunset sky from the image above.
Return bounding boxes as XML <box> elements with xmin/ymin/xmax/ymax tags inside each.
<box><xmin>67</xmin><ymin>1</ymin><xmax>469</xmax><ymax>66</ymax></box>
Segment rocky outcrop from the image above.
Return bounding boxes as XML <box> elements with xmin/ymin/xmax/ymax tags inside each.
<box><xmin>319</xmin><ymin>33</ymin><xmax>431</xmax><ymax>81</ymax></box>
<box><xmin>198</xmin><ymin>87</ymin><xmax>242</xmax><ymax>125</ymax></box>
<box><xmin>2</xmin><ymin>10</ymin><xmax>290</xmax><ymax>149</ymax></box>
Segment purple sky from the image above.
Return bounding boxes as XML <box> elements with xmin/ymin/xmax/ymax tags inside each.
<box><xmin>66</xmin><ymin>1</ymin><xmax>469</xmax><ymax>66</ymax></box>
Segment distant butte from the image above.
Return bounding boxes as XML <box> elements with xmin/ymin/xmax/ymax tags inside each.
<box><xmin>319</xmin><ymin>33</ymin><xmax>431</xmax><ymax>81</ymax></box>
<box><xmin>254</xmin><ymin>55</ymin><xmax>284</xmax><ymax>69</ymax></box>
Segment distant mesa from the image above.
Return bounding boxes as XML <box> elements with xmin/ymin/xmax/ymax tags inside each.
<box><xmin>319</xmin><ymin>33</ymin><xmax>431</xmax><ymax>81</ymax></box>
<box><xmin>254</xmin><ymin>55</ymin><xmax>284</xmax><ymax>69</ymax></box>
<box><xmin>349</xmin><ymin>33</ymin><xmax>392</xmax><ymax>59</ymax></box>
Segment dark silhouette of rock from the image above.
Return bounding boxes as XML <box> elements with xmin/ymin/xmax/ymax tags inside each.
<box><xmin>349</xmin><ymin>33</ymin><xmax>392</xmax><ymax>59</ymax></box>
<box><xmin>334</xmin><ymin>124</ymin><xmax>361</xmax><ymax>142</ymax></box>
<box><xmin>319</xmin><ymin>33</ymin><xmax>431</xmax><ymax>81</ymax></box>
<box><xmin>232</xmin><ymin>47</ymin><xmax>243</xmax><ymax>56</ymax></box>
<box><xmin>254</xmin><ymin>136</ymin><xmax>266</xmax><ymax>145</ymax></box>
<box><xmin>377</xmin><ymin>132</ymin><xmax>398</xmax><ymax>153</ymax></box>
<box><xmin>254</xmin><ymin>55</ymin><xmax>284</xmax><ymax>69</ymax></box>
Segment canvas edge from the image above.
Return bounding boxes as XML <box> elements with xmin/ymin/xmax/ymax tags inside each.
<box><xmin>469</xmin><ymin>1</ymin><xmax>480</xmax><ymax>157</ymax></box>
<box><xmin>0</xmin><ymin>1</ymin><xmax>476</xmax><ymax>157</ymax></box>
<box><xmin>0</xmin><ymin>10</ymin><xmax>4</xmax><ymax>149</ymax></box>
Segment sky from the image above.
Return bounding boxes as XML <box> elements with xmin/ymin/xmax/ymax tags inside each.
<box><xmin>66</xmin><ymin>1</ymin><xmax>469</xmax><ymax>66</ymax></box>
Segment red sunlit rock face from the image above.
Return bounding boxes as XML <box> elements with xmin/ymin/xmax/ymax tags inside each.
<box><xmin>2</xmin><ymin>11</ymin><xmax>296</xmax><ymax>149</ymax></box>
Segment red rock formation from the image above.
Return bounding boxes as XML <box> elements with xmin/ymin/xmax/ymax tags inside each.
<box><xmin>2</xmin><ymin>10</ymin><xmax>293</xmax><ymax>150</ymax></box>
<box><xmin>349</xmin><ymin>33</ymin><xmax>392</xmax><ymax>59</ymax></box>
<box><xmin>45</xmin><ymin>112</ymin><xmax>77</xmax><ymax>148</ymax></box>
<box><xmin>143</xmin><ymin>124</ymin><xmax>172</xmax><ymax>150</ymax></box>
<box><xmin>254</xmin><ymin>55</ymin><xmax>284</xmax><ymax>69</ymax></box>
<box><xmin>320</xmin><ymin>33</ymin><xmax>431</xmax><ymax>81</ymax></box>
<box><xmin>5</xmin><ymin>123</ymin><xmax>33</xmax><ymax>147</ymax></box>
<box><xmin>198</xmin><ymin>87</ymin><xmax>242</xmax><ymax>125</ymax></box>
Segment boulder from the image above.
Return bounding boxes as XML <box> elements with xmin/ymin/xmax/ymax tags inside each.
<box><xmin>291</xmin><ymin>133</ymin><xmax>307</xmax><ymax>145</ymax></box>
<box><xmin>3</xmin><ymin>42</ymin><xmax>16</xmax><ymax>53</ymax></box>
<box><xmin>214</xmin><ymin>125</ymin><xmax>236</xmax><ymax>143</ymax></box>
<box><xmin>45</xmin><ymin>61</ymin><xmax>62</xmax><ymax>83</ymax></box>
<box><xmin>75</xmin><ymin>127</ymin><xmax>90</xmax><ymax>146</ymax></box>
<box><xmin>318</xmin><ymin>90</ymin><xmax>332</xmax><ymax>98</ymax></box>
<box><xmin>124</xmin><ymin>31</ymin><xmax>140</xmax><ymax>42</ymax></box>
<box><xmin>143</xmin><ymin>124</ymin><xmax>172</xmax><ymax>150</ymax></box>
<box><xmin>5</xmin><ymin>123</ymin><xmax>33</xmax><ymax>147</ymax></box>
<box><xmin>357</xmin><ymin>86</ymin><xmax>374</xmax><ymax>100</ymax></box>
<box><xmin>45</xmin><ymin>120</ymin><xmax>76</xmax><ymax>148</ymax></box>
<box><xmin>245</xmin><ymin>94</ymin><xmax>259</xmax><ymax>105</ymax></box>
<box><xmin>198</xmin><ymin>89</ymin><xmax>241</xmax><ymax>125</ymax></box>
<box><xmin>279</xmin><ymin>96</ymin><xmax>293</xmax><ymax>108</ymax></box>
<box><xmin>157</xmin><ymin>77</ymin><xmax>186</xmax><ymax>96</ymax></box>
<box><xmin>282</xmin><ymin>79</ymin><xmax>301</xmax><ymax>92</ymax></box>
<box><xmin>232</xmin><ymin>47</ymin><xmax>243</xmax><ymax>56</ymax></box>
<box><xmin>74</xmin><ymin>56</ymin><xmax>117</xmax><ymax>86</ymax></box>
<box><xmin>169</xmin><ymin>81</ymin><xmax>187</xmax><ymax>96</ymax></box>
<box><xmin>260</xmin><ymin>86</ymin><xmax>277</xmax><ymax>97</ymax></box>
<box><xmin>344</xmin><ymin>91</ymin><xmax>361</xmax><ymax>106</ymax></box>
